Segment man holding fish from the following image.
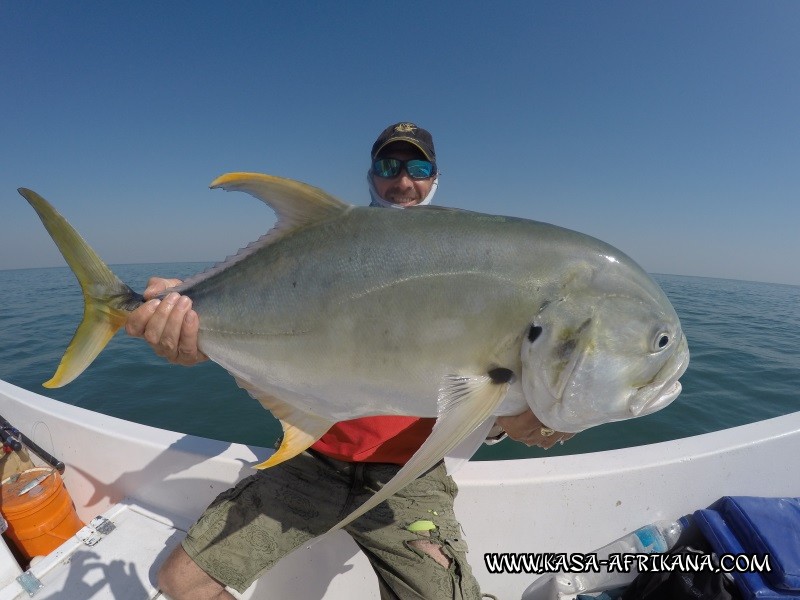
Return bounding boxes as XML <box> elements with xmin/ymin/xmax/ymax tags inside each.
<box><xmin>129</xmin><ymin>123</ymin><xmax>571</xmax><ymax>599</ymax></box>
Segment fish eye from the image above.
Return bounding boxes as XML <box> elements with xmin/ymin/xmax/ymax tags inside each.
<box><xmin>652</xmin><ymin>331</ymin><xmax>671</xmax><ymax>352</ymax></box>
<box><xmin>528</xmin><ymin>324</ymin><xmax>543</xmax><ymax>343</ymax></box>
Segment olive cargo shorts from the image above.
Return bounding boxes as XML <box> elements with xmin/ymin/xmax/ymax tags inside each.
<box><xmin>182</xmin><ymin>450</ymin><xmax>482</xmax><ymax>599</ymax></box>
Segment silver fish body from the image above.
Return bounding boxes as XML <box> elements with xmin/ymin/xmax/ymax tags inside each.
<box><xmin>182</xmin><ymin>197</ymin><xmax>687</xmax><ymax>431</ymax></box>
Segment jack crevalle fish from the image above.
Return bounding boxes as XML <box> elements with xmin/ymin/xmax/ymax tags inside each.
<box><xmin>19</xmin><ymin>173</ymin><xmax>689</xmax><ymax>534</ymax></box>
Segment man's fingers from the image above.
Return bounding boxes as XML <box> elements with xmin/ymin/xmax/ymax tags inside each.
<box><xmin>125</xmin><ymin>273</ymin><xmax>208</xmax><ymax>366</ymax></box>
<box><xmin>143</xmin><ymin>277</ymin><xmax>183</xmax><ymax>300</ymax></box>
<box><xmin>159</xmin><ymin>295</ymin><xmax>193</xmax><ymax>361</ymax></box>
<box><xmin>175</xmin><ymin>309</ymin><xmax>207</xmax><ymax>365</ymax></box>
<box><xmin>495</xmin><ymin>410</ymin><xmax>574</xmax><ymax>449</ymax></box>
<box><xmin>143</xmin><ymin>293</ymin><xmax>180</xmax><ymax>354</ymax></box>
<box><xmin>534</xmin><ymin>431</ymin><xmax>575</xmax><ymax>450</ymax></box>
<box><xmin>125</xmin><ymin>299</ymin><xmax>160</xmax><ymax>337</ymax></box>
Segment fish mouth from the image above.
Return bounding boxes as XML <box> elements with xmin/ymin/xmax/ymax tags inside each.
<box><xmin>629</xmin><ymin>344</ymin><xmax>689</xmax><ymax>417</ymax></box>
<box><xmin>633</xmin><ymin>379</ymin><xmax>683</xmax><ymax>416</ymax></box>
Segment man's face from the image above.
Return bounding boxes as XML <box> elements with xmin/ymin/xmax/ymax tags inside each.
<box><xmin>371</xmin><ymin>143</ymin><xmax>435</xmax><ymax>207</ymax></box>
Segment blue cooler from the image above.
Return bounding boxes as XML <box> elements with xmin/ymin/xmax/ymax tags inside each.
<box><xmin>694</xmin><ymin>496</ymin><xmax>800</xmax><ymax>599</ymax></box>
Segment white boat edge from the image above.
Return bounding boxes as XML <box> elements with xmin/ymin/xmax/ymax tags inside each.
<box><xmin>1</xmin><ymin>377</ymin><xmax>799</xmax><ymax>599</ymax></box>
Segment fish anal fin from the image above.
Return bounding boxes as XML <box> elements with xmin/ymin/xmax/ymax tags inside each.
<box><xmin>312</xmin><ymin>374</ymin><xmax>509</xmax><ymax>544</ymax></box>
<box><xmin>233</xmin><ymin>378</ymin><xmax>334</xmax><ymax>470</ymax></box>
<box><xmin>254</xmin><ymin>415</ymin><xmax>332</xmax><ymax>469</ymax></box>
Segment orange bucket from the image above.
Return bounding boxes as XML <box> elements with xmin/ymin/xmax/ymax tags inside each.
<box><xmin>1</xmin><ymin>467</ymin><xmax>84</xmax><ymax>561</ymax></box>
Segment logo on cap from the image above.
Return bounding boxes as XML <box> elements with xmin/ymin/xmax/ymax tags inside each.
<box><xmin>394</xmin><ymin>123</ymin><xmax>418</xmax><ymax>134</ymax></box>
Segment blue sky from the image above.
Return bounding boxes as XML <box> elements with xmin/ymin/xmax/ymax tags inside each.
<box><xmin>3</xmin><ymin>1</ymin><xmax>799</xmax><ymax>286</ymax></box>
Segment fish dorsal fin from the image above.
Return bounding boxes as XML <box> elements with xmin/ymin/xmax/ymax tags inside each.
<box><xmin>311</xmin><ymin>374</ymin><xmax>509</xmax><ymax>545</ymax></box>
<box><xmin>210</xmin><ymin>172</ymin><xmax>351</xmax><ymax>231</ymax></box>
<box><xmin>176</xmin><ymin>173</ymin><xmax>352</xmax><ymax>292</ymax></box>
<box><xmin>233</xmin><ymin>377</ymin><xmax>334</xmax><ymax>469</ymax></box>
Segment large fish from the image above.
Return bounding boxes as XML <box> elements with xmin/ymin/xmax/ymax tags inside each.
<box><xmin>18</xmin><ymin>173</ymin><xmax>689</xmax><ymax>534</ymax></box>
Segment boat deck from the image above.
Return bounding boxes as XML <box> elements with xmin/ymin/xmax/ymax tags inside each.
<box><xmin>0</xmin><ymin>502</ymin><xmax>182</xmax><ymax>600</ymax></box>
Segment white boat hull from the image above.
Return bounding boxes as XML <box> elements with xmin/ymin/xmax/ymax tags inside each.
<box><xmin>1</xmin><ymin>378</ymin><xmax>799</xmax><ymax>599</ymax></box>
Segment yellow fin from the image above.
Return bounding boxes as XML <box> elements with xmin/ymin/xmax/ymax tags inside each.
<box><xmin>45</xmin><ymin>304</ymin><xmax>129</xmax><ymax>388</ymax></box>
<box><xmin>233</xmin><ymin>378</ymin><xmax>334</xmax><ymax>469</ymax></box>
<box><xmin>210</xmin><ymin>172</ymin><xmax>350</xmax><ymax>234</ymax></box>
<box><xmin>18</xmin><ymin>188</ymin><xmax>141</xmax><ymax>387</ymax></box>
<box><xmin>312</xmin><ymin>374</ymin><xmax>509</xmax><ymax>544</ymax></box>
<box><xmin>254</xmin><ymin>414</ymin><xmax>333</xmax><ymax>469</ymax></box>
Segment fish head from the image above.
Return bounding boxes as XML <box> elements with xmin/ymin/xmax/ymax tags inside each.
<box><xmin>519</xmin><ymin>265</ymin><xmax>690</xmax><ymax>433</ymax></box>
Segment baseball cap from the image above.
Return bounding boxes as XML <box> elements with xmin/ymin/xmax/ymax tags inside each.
<box><xmin>371</xmin><ymin>122</ymin><xmax>436</xmax><ymax>163</ymax></box>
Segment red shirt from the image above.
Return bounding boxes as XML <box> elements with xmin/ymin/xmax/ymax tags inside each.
<box><xmin>311</xmin><ymin>416</ymin><xmax>435</xmax><ymax>464</ymax></box>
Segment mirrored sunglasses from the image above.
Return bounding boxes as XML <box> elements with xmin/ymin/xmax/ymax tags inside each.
<box><xmin>372</xmin><ymin>158</ymin><xmax>437</xmax><ymax>180</ymax></box>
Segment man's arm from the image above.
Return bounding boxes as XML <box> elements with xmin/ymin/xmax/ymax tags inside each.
<box><xmin>125</xmin><ymin>277</ymin><xmax>208</xmax><ymax>366</ymax></box>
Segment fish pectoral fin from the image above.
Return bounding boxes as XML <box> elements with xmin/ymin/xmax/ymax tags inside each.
<box><xmin>233</xmin><ymin>379</ymin><xmax>334</xmax><ymax>469</ymax></box>
<box><xmin>311</xmin><ymin>374</ymin><xmax>509</xmax><ymax>545</ymax></box>
<box><xmin>443</xmin><ymin>415</ymin><xmax>496</xmax><ymax>475</ymax></box>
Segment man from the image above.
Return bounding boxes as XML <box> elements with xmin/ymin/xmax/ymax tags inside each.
<box><xmin>127</xmin><ymin>123</ymin><xmax>571</xmax><ymax>599</ymax></box>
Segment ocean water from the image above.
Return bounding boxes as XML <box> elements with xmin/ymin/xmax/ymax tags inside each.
<box><xmin>1</xmin><ymin>264</ymin><xmax>798</xmax><ymax>461</ymax></box>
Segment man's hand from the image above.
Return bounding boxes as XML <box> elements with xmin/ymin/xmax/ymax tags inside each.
<box><xmin>125</xmin><ymin>277</ymin><xmax>208</xmax><ymax>366</ymax></box>
<box><xmin>495</xmin><ymin>409</ymin><xmax>574</xmax><ymax>450</ymax></box>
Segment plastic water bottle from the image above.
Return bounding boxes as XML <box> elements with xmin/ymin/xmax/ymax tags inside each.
<box><xmin>553</xmin><ymin>517</ymin><xmax>689</xmax><ymax>598</ymax></box>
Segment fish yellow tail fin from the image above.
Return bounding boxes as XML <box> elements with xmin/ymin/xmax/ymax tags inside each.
<box><xmin>18</xmin><ymin>188</ymin><xmax>143</xmax><ymax>388</ymax></box>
